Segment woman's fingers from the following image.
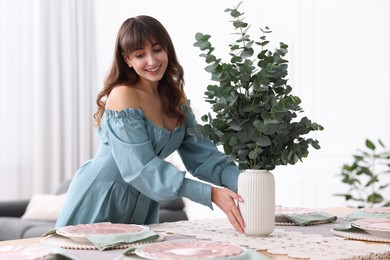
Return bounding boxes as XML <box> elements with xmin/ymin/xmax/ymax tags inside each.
<box><xmin>226</xmin><ymin>209</ymin><xmax>245</xmax><ymax>234</ymax></box>
<box><xmin>211</xmin><ymin>187</ymin><xmax>245</xmax><ymax>234</ymax></box>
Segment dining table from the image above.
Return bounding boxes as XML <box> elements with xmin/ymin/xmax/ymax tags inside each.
<box><xmin>0</xmin><ymin>207</ymin><xmax>389</xmax><ymax>260</ymax></box>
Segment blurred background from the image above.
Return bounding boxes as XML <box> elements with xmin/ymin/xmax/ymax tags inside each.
<box><xmin>0</xmin><ymin>0</ymin><xmax>389</xmax><ymax>219</ymax></box>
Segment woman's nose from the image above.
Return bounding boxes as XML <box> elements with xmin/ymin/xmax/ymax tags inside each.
<box><xmin>146</xmin><ymin>53</ymin><xmax>157</xmax><ymax>64</ymax></box>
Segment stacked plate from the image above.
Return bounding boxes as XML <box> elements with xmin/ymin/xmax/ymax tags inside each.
<box><xmin>132</xmin><ymin>240</ymin><xmax>244</xmax><ymax>260</ymax></box>
<box><xmin>56</xmin><ymin>223</ymin><xmax>148</xmax><ymax>244</ymax></box>
<box><xmin>350</xmin><ymin>207</ymin><xmax>390</xmax><ymax>239</ymax></box>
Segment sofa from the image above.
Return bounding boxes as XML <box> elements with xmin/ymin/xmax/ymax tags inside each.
<box><xmin>0</xmin><ymin>179</ymin><xmax>187</xmax><ymax>241</ymax></box>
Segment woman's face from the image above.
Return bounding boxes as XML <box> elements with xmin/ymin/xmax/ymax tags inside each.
<box><xmin>126</xmin><ymin>41</ymin><xmax>168</xmax><ymax>84</ymax></box>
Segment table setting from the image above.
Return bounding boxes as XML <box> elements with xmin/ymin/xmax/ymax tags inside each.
<box><xmin>331</xmin><ymin>207</ymin><xmax>390</xmax><ymax>243</ymax></box>
<box><xmin>41</xmin><ymin>223</ymin><xmax>161</xmax><ymax>251</ymax></box>
<box><xmin>145</xmin><ymin>206</ymin><xmax>390</xmax><ymax>259</ymax></box>
<box><xmin>41</xmin><ymin>222</ymin><xmax>267</xmax><ymax>259</ymax></box>
<box><xmin>0</xmin><ymin>207</ymin><xmax>389</xmax><ymax>260</ymax></box>
<box><xmin>274</xmin><ymin>206</ymin><xmax>337</xmax><ymax>226</ymax></box>
<box><xmin>0</xmin><ymin>222</ymin><xmax>267</xmax><ymax>259</ymax></box>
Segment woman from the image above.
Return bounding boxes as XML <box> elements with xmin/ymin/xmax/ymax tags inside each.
<box><xmin>56</xmin><ymin>15</ymin><xmax>244</xmax><ymax>234</ymax></box>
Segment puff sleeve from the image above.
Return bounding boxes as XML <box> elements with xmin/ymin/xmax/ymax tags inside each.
<box><xmin>177</xmin><ymin>107</ymin><xmax>240</xmax><ymax>192</ymax></box>
<box><xmin>103</xmin><ymin>109</ymin><xmax>213</xmax><ymax>208</ymax></box>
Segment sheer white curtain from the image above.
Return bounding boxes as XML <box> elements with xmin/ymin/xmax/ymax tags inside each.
<box><xmin>0</xmin><ymin>0</ymin><xmax>98</xmax><ymax>199</ymax></box>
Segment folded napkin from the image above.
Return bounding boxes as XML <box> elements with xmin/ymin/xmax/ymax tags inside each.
<box><xmin>43</xmin><ymin>226</ymin><xmax>160</xmax><ymax>251</ymax></box>
<box><xmin>332</xmin><ymin>222</ymin><xmax>364</xmax><ymax>233</ymax></box>
<box><xmin>281</xmin><ymin>211</ymin><xmax>337</xmax><ymax>226</ymax></box>
<box><xmin>86</xmin><ymin>229</ymin><xmax>159</xmax><ymax>251</ymax></box>
<box><xmin>122</xmin><ymin>240</ymin><xmax>269</xmax><ymax>260</ymax></box>
<box><xmin>344</xmin><ymin>209</ymin><xmax>390</xmax><ymax>221</ymax></box>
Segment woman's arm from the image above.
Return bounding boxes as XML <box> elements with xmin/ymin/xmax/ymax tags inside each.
<box><xmin>177</xmin><ymin>107</ymin><xmax>240</xmax><ymax>191</ymax></box>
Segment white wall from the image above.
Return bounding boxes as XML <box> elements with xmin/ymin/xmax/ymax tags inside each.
<box><xmin>95</xmin><ymin>0</ymin><xmax>390</xmax><ymax>219</ymax></box>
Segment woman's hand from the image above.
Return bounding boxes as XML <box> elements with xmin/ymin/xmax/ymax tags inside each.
<box><xmin>211</xmin><ymin>187</ymin><xmax>245</xmax><ymax>234</ymax></box>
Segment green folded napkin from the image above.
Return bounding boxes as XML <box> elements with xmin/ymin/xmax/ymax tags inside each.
<box><xmin>344</xmin><ymin>209</ymin><xmax>390</xmax><ymax>221</ymax></box>
<box><xmin>122</xmin><ymin>240</ymin><xmax>269</xmax><ymax>260</ymax></box>
<box><xmin>43</xmin><ymin>226</ymin><xmax>160</xmax><ymax>251</ymax></box>
<box><xmin>283</xmin><ymin>211</ymin><xmax>337</xmax><ymax>226</ymax></box>
<box><xmin>332</xmin><ymin>222</ymin><xmax>365</xmax><ymax>233</ymax></box>
<box><xmin>86</xmin><ymin>228</ymin><xmax>159</xmax><ymax>250</ymax></box>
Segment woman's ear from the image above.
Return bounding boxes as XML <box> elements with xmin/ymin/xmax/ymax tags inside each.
<box><xmin>122</xmin><ymin>53</ymin><xmax>132</xmax><ymax>68</ymax></box>
<box><xmin>126</xmin><ymin>59</ymin><xmax>132</xmax><ymax>68</ymax></box>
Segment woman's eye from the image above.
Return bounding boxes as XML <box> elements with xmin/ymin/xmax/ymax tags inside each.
<box><xmin>136</xmin><ymin>54</ymin><xmax>145</xmax><ymax>58</ymax></box>
<box><xmin>153</xmin><ymin>48</ymin><xmax>162</xmax><ymax>53</ymax></box>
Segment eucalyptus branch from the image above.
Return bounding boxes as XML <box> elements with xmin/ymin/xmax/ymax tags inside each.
<box><xmin>191</xmin><ymin>1</ymin><xmax>323</xmax><ymax>171</ymax></box>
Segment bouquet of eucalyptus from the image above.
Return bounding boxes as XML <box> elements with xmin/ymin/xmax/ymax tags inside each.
<box><xmin>189</xmin><ymin>1</ymin><xmax>324</xmax><ymax>170</ymax></box>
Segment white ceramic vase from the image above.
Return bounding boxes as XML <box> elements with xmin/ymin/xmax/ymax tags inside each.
<box><xmin>237</xmin><ymin>169</ymin><xmax>275</xmax><ymax>236</ymax></box>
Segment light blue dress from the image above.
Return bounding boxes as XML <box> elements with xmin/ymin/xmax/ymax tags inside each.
<box><xmin>55</xmin><ymin>104</ymin><xmax>239</xmax><ymax>227</ymax></box>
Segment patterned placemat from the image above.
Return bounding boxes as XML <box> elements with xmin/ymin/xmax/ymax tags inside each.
<box><xmin>330</xmin><ymin>228</ymin><xmax>390</xmax><ymax>243</ymax></box>
<box><xmin>148</xmin><ymin>218</ymin><xmax>390</xmax><ymax>259</ymax></box>
<box><xmin>276</xmin><ymin>220</ymin><xmax>334</xmax><ymax>226</ymax></box>
<box><xmin>41</xmin><ymin>234</ymin><xmax>164</xmax><ymax>250</ymax></box>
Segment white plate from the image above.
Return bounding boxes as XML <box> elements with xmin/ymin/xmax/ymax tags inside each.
<box><xmin>56</xmin><ymin>223</ymin><xmax>149</xmax><ymax>244</ymax></box>
<box><xmin>362</xmin><ymin>207</ymin><xmax>390</xmax><ymax>214</ymax></box>
<box><xmin>351</xmin><ymin>218</ymin><xmax>390</xmax><ymax>238</ymax></box>
<box><xmin>134</xmin><ymin>240</ymin><xmax>243</xmax><ymax>260</ymax></box>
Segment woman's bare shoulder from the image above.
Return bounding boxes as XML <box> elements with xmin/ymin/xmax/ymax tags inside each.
<box><xmin>105</xmin><ymin>85</ymin><xmax>141</xmax><ymax>111</ymax></box>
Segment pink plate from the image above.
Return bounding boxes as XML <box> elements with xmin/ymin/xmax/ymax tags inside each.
<box><xmin>363</xmin><ymin>207</ymin><xmax>390</xmax><ymax>214</ymax></box>
<box><xmin>56</xmin><ymin>223</ymin><xmax>148</xmax><ymax>243</ymax></box>
<box><xmin>134</xmin><ymin>240</ymin><xmax>243</xmax><ymax>260</ymax></box>
<box><xmin>351</xmin><ymin>218</ymin><xmax>390</xmax><ymax>238</ymax></box>
<box><xmin>275</xmin><ymin>206</ymin><xmax>318</xmax><ymax>216</ymax></box>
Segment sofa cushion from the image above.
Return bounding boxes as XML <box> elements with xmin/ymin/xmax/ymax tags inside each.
<box><xmin>21</xmin><ymin>194</ymin><xmax>66</xmax><ymax>221</ymax></box>
<box><xmin>22</xmin><ymin>224</ymin><xmax>56</xmax><ymax>239</ymax></box>
<box><xmin>0</xmin><ymin>199</ymin><xmax>30</xmax><ymax>217</ymax></box>
<box><xmin>0</xmin><ymin>217</ymin><xmax>55</xmax><ymax>240</ymax></box>
<box><xmin>159</xmin><ymin>209</ymin><xmax>187</xmax><ymax>223</ymax></box>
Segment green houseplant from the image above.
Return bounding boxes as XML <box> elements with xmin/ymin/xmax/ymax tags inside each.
<box><xmin>190</xmin><ymin>2</ymin><xmax>323</xmax><ymax>171</ymax></box>
<box><xmin>335</xmin><ymin>139</ymin><xmax>390</xmax><ymax>208</ymax></box>
<box><xmin>189</xmin><ymin>1</ymin><xmax>324</xmax><ymax>235</ymax></box>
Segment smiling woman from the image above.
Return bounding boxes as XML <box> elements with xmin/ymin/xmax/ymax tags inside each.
<box><xmin>1</xmin><ymin>0</ymin><xmax>390</xmax><ymax>222</ymax></box>
<box><xmin>55</xmin><ymin>15</ymin><xmax>245</xmax><ymax>235</ymax></box>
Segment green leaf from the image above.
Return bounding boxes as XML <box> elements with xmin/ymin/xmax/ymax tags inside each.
<box><xmin>333</xmin><ymin>194</ymin><xmax>354</xmax><ymax>201</ymax></box>
<box><xmin>365</xmin><ymin>175</ymin><xmax>379</xmax><ymax>187</ymax></box>
<box><xmin>201</xmin><ymin>115</ymin><xmax>208</xmax><ymax>122</ymax></box>
<box><xmin>258</xmin><ymin>135</ymin><xmax>271</xmax><ymax>147</ymax></box>
<box><xmin>206</xmin><ymin>54</ymin><xmax>217</xmax><ymax>63</ymax></box>
<box><xmin>240</xmin><ymin>47</ymin><xmax>254</xmax><ymax>58</ymax></box>
<box><xmin>367</xmin><ymin>193</ymin><xmax>383</xmax><ymax>204</ymax></box>
<box><xmin>248</xmin><ymin>150</ymin><xmax>258</xmax><ymax>160</ymax></box>
<box><xmin>378</xmin><ymin>139</ymin><xmax>385</xmax><ymax>148</ymax></box>
<box><xmin>233</xmin><ymin>20</ymin><xmax>248</xmax><ymax>29</ymax></box>
<box><xmin>365</xmin><ymin>139</ymin><xmax>376</xmax><ymax>150</ymax></box>
<box><xmin>311</xmin><ymin>140</ymin><xmax>321</xmax><ymax>149</ymax></box>
<box><xmin>230</xmin><ymin>120</ymin><xmax>242</xmax><ymax>131</ymax></box>
<box><xmin>194</xmin><ymin>32</ymin><xmax>210</xmax><ymax>41</ymax></box>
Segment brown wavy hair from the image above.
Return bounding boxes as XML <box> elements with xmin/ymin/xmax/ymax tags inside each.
<box><xmin>94</xmin><ymin>15</ymin><xmax>187</xmax><ymax>125</ymax></box>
